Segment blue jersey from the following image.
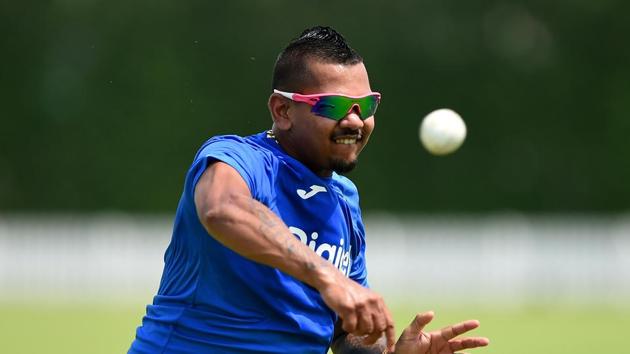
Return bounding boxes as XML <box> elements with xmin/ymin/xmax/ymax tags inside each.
<box><xmin>129</xmin><ymin>131</ymin><xmax>369</xmax><ymax>354</ymax></box>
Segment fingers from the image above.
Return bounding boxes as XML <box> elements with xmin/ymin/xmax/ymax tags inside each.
<box><xmin>355</xmin><ymin>305</ymin><xmax>374</xmax><ymax>334</ymax></box>
<box><xmin>321</xmin><ymin>278</ymin><xmax>396</xmax><ymax>350</ymax></box>
<box><xmin>440</xmin><ymin>319</ymin><xmax>488</xmax><ymax>352</ymax></box>
<box><xmin>338</xmin><ymin>296</ymin><xmax>395</xmax><ymax>351</ymax></box>
<box><xmin>355</xmin><ymin>304</ymin><xmax>395</xmax><ymax>351</ymax></box>
<box><xmin>341</xmin><ymin>305</ymin><xmax>375</xmax><ymax>336</ymax></box>
<box><xmin>439</xmin><ymin>319</ymin><xmax>480</xmax><ymax>340</ymax></box>
<box><xmin>341</xmin><ymin>311</ymin><xmax>358</xmax><ymax>334</ymax></box>
<box><xmin>407</xmin><ymin>311</ymin><xmax>435</xmax><ymax>333</ymax></box>
<box><xmin>449</xmin><ymin>337</ymin><xmax>490</xmax><ymax>351</ymax></box>
<box><xmin>364</xmin><ymin>302</ymin><xmax>395</xmax><ymax>348</ymax></box>
<box><xmin>384</xmin><ymin>321</ymin><xmax>396</xmax><ymax>351</ymax></box>
<box><xmin>361</xmin><ymin>322</ymin><xmax>396</xmax><ymax>353</ymax></box>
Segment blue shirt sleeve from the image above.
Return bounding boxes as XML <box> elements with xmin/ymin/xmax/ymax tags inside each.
<box><xmin>186</xmin><ymin>135</ymin><xmax>274</xmax><ymax>205</ymax></box>
<box><xmin>334</xmin><ymin>174</ymin><xmax>369</xmax><ymax>288</ymax></box>
<box><xmin>348</xmin><ymin>211</ymin><xmax>369</xmax><ymax>288</ymax></box>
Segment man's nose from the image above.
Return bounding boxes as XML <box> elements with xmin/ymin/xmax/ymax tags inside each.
<box><xmin>339</xmin><ymin>109</ymin><xmax>364</xmax><ymax>130</ymax></box>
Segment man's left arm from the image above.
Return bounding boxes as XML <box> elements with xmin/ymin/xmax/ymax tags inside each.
<box><xmin>331</xmin><ymin>319</ymin><xmax>388</xmax><ymax>354</ymax></box>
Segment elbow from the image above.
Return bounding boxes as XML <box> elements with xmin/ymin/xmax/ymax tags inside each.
<box><xmin>200</xmin><ymin>206</ymin><xmax>226</xmax><ymax>228</ymax></box>
<box><xmin>198</xmin><ymin>192</ymin><xmax>244</xmax><ymax>232</ymax></box>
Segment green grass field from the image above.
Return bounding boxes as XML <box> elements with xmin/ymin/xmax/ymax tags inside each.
<box><xmin>1</xmin><ymin>300</ymin><xmax>628</xmax><ymax>353</ymax></box>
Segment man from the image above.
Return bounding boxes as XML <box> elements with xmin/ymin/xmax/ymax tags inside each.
<box><xmin>129</xmin><ymin>26</ymin><xmax>489</xmax><ymax>353</ymax></box>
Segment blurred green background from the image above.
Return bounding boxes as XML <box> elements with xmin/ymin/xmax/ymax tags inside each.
<box><xmin>2</xmin><ymin>1</ymin><xmax>630</xmax><ymax>354</ymax></box>
<box><xmin>2</xmin><ymin>0</ymin><xmax>629</xmax><ymax>213</ymax></box>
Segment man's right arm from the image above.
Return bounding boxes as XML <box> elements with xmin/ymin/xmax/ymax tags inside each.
<box><xmin>193</xmin><ymin>161</ymin><xmax>395</xmax><ymax>350</ymax></box>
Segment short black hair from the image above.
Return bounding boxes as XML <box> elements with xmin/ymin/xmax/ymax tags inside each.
<box><xmin>272</xmin><ymin>26</ymin><xmax>363</xmax><ymax>92</ymax></box>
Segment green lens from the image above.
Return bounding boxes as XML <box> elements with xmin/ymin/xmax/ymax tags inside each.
<box><xmin>312</xmin><ymin>95</ymin><xmax>380</xmax><ymax>121</ymax></box>
<box><xmin>312</xmin><ymin>96</ymin><xmax>351</xmax><ymax>121</ymax></box>
<box><xmin>357</xmin><ymin>95</ymin><xmax>379</xmax><ymax>118</ymax></box>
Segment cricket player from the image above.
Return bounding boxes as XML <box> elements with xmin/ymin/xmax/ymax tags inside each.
<box><xmin>129</xmin><ymin>26</ymin><xmax>489</xmax><ymax>354</ymax></box>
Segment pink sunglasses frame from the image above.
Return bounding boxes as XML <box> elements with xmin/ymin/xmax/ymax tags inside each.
<box><xmin>273</xmin><ymin>89</ymin><xmax>382</xmax><ymax>104</ymax></box>
<box><xmin>273</xmin><ymin>89</ymin><xmax>382</xmax><ymax>120</ymax></box>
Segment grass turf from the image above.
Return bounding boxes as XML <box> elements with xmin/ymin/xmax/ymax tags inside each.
<box><xmin>1</xmin><ymin>301</ymin><xmax>627</xmax><ymax>353</ymax></box>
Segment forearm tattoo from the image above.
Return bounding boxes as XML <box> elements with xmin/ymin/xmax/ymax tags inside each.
<box><xmin>249</xmin><ymin>198</ymin><xmax>324</xmax><ymax>271</ymax></box>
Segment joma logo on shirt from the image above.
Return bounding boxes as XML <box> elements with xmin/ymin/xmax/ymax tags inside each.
<box><xmin>289</xmin><ymin>226</ymin><xmax>351</xmax><ymax>276</ymax></box>
<box><xmin>296</xmin><ymin>185</ymin><xmax>327</xmax><ymax>199</ymax></box>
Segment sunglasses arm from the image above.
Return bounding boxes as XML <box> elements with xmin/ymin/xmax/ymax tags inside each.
<box><xmin>273</xmin><ymin>89</ymin><xmax>321</xmax><ymax>105</ymax></box>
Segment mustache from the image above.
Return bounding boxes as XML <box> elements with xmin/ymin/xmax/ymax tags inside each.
<box><xmin>331</xmin><ymin>129</ymin><xmax>362</xmax><ymax>139</ymax></box>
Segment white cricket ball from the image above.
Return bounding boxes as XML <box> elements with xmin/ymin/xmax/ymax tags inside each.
<box><xmin>419</xmin><ymin>108</ymin><xmax>467</xmax><ymax>156</ymax></box>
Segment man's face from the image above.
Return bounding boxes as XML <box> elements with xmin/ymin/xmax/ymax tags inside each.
<box><xmin>280</xmin><ymin>60</ymin><xmax>376</xmax><ymax>176</ymax></box>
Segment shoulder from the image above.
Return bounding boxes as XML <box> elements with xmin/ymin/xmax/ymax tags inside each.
<box><xmin>191</xmin><ymin>132</ymin><xmax>281</xmax><ymax>172</ymax></box>
<box><xmin>184</xmin><ymin>132</ymin><xmax>278</xmax><ymax>202</ymax></box>
<box><xmin>194</xmin><ymin>133</ymin><xmax>271</xmax><ymax>160</ymax></box>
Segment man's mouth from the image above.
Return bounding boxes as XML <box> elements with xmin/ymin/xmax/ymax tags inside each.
<box><xmin>333</xmin><ymin>134</ymin><xmax>362</xmax><ymax>145</ymax></box>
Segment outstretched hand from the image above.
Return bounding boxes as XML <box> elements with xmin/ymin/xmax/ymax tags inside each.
<box><xmin>394</xmin><ymin>311</ymin><xmax>489</xmax><ymax>354</ymax></box>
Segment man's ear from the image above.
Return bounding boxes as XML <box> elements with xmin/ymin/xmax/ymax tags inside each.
<box><xmin>268</xmin><ymin>94</ymin><xmax>292</xmax><ymax>131</ymax></box>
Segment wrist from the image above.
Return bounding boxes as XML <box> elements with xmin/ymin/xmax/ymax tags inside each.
<box><xmin>309</xmin><ymin>259</ymin><xmax>349</xmax><ymax>292</ymax></box>
<box><xmin>308</xmin><ymin>260</ymin><xmax>338</xmax><ymax>290</ymax></box>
